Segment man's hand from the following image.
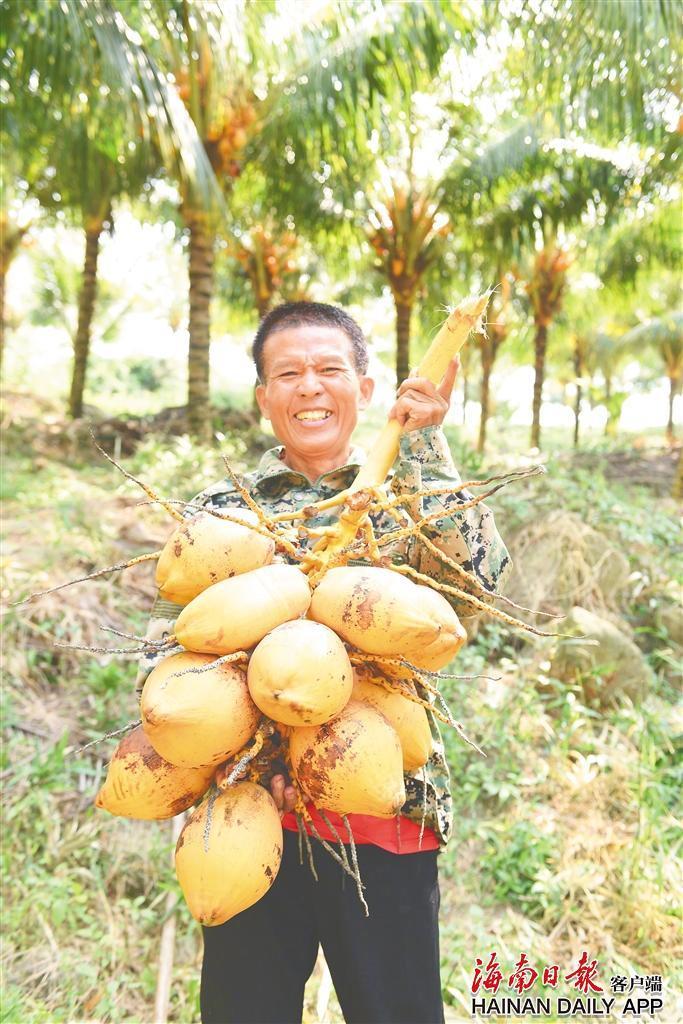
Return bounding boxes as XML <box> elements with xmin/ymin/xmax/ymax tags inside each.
<box><xmin>388</xmin><ymin>356</ymin><xmax>459</xmax><ymax>432</ymax></box>
<box><xmin>214</xmin><ymin>767</ymin><xmax>297</xmax><ymax>818</ymax></box>
<box><xmin>270</xmin><ymin>773</ymin><xmax>297</xmax><ymax>818</ymax></box>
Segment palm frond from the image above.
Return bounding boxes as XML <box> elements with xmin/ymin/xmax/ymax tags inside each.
<box><xmin>620</xmin><ymin>312</ymin><xmax>683</xmax><ymax>351</ymax></box>
<box><xmin>2</xmin><ymin>0</ymin><xmax>221</xmax><ymax>211</ymax></box>
<box><xmin>490</xmin><ymin>0</ymin><xmax>681</xmax><ymax>143</ymax></box>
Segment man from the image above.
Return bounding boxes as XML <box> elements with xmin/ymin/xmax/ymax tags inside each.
<box><xmin>138</xmin><ymin>301</ymin><xmax>510</xmax><ymax>1024</ymax></box>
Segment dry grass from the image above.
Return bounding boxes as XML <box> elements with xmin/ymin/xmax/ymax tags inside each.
<box><xmin>506</xmin><ymin>510</ymin><xmax>631</xmax><ymax>623</ymax></box>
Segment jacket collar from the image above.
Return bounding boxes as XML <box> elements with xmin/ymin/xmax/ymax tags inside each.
<box><xmin>251</xmin><ymin>444</ymin><xmax>367</xmax><ymax>495</ymax></box>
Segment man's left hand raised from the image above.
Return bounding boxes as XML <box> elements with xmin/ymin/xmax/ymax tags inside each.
<box><xmin>388</xmin><ymin>356</ymin><xmax>459</xmax><ymax>432</ymax></box>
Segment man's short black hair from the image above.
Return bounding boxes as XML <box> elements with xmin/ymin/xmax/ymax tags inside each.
<box><xmin>252</xmin><ymin>301</ymin><xmax>369</xmax><ymax>382</ymax></box>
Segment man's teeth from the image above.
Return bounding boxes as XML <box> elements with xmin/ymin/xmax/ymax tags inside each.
<box><xmin>294</xmin><ymin>410</ymin><xmax>332</xmax><ymax>421</ymax></box>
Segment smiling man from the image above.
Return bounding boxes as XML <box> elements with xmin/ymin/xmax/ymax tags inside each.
<box><xmin>253</xmin><ymin>309</ymin><xmax>375</xmax><ymax>481</ymax></box>
<box><xmin>138</xmin><ymin>301</ymin><xmax>511</xmax><ymax>1024</ymax></box>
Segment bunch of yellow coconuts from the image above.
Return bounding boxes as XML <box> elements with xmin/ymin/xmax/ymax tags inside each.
<box><xmin>95</xmin><ymin>503</ymin><xmax>466</xmax><ymax>926</ymax></box>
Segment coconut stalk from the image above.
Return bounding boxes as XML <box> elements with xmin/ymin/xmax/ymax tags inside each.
<box><xmin>307</xmin><ymin>292</ymin><xmax>490</xmax><ymax>565</ymax></box>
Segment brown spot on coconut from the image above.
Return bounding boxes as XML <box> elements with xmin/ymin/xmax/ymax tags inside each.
<box><xmin>95</xmin><ymin>726</ymin><xmax>213</xmax><ymax>820</ymax></box>
<box><xmin>289</xmin><ymin>700</ymin><xmax>405</xmax><ymax>818</ymax></box>
<box><xmin>309</xmin><ymin>566</ymin><xmax>466</xmax><ymax>671</ymax></box>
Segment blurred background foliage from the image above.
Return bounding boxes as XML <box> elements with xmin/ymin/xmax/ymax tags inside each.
<box><xmin>1</xmin><ymin>1</ymin><xmax>681</xmax><ymax>1022</ymax></box>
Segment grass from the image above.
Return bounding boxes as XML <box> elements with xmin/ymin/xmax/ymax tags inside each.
<box><xmin>1</xmin><ymin>401</ymin><xmax>681</xmax><ymax>1023</ymax></box>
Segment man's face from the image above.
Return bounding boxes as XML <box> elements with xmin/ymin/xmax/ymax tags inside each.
<box><xmin>255</xmin><ymin>324</ymin><xmax>374</xmax><ymax>462</ymax></box>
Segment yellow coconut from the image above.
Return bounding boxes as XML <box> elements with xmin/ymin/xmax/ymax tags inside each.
<box><xmin>309</xmin><ymin>566</ymin><xmax>466</xmax><ymax>670</ymax></box>
<box><xmin>175</xmin><ymin>563</ymin><xmax>311</xmax><ymax>655</ymax></box>
<box><xmin>289</xmin><ymin>699</ymin><xmax>405</xmax><ymax>818</ymax></box>
<box><xmin>95</xmin><ymin>726</ymin><xmax>213</xmax><ymax>819</ymax></box>
<box><xmin>155</xmin><ymin>509</ymin><xmax>274</xmax><ymax>606</ymax></box>
<box><xmin>175</xmin><ymin>782</ymin><xmax>283</xmax><ymax>926</ymax></box>
<box><xmin>247</xmin><ymin>620</ymin><xmax>353</xmax><ymax>726</ymax></box>
<box><xmin>352</xmin><ymin>667</ymin><xmax>432</xmax><ymax>773</ymax></box>
<box><xmin>141</xmin><ymin>651</ymin><xmax>260</xmax><ymax>768</ymax></box>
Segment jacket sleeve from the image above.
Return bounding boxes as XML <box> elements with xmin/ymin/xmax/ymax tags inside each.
<box><xmin>133</xmin><ymin>595</ymin><xmax>186</xmax><ymax>697</ymax></box>
<box><xmin>391</xmin><ymin>426</ymin><xmax>512</xmax><ymax>620</ymax></box>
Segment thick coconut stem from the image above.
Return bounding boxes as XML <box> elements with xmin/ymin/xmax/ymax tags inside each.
<box><xmin>304</xmin><ymin>293</ymin><xmax>490</xmax><ymax>569</ymax></box>
<box><xmin>353</xmin><ymin>294</ymin><xmax>490</xmax><ymax>492</ymax></box>
<box><xmin>218</xmin><ymin>722</ymin><xmax>273</xmax><ymax>789</ymax></box>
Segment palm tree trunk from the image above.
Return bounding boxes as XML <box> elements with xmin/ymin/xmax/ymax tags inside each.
<box><xmin>673</xmin><ymin>448</ymin><xmax>683</xmax><ymax>500</ymax></box>
<box><xmin>1</xmin><ymin>224</ymin><xmax>28</xmax><ymax>381</ymax></box>
<box><xmin>477</xmin><ymin>348</ymin><xmax>493</xmax><ymax>453</ymax></box>
<box><xmin>186</xmin><ymin>210</ymin><xmax>215</xmax><ymax>442</ymax></box>
<box><xmin>0</xmin><ymin>257</ymin><xmax>7</xmax><ymax>381</ymax></box>
<box><xmin>573</xmin><ymin>383</ymin><xmax>582</xmax><ymax>447</ymax></box>
<box><xmin>604</xmin><ymin>375</ymin><xmax>614</xmax><ymax>436</ymax></box>
<box><xmin>667</xmin><ymin>376</ymin><xmax>676</xmax><ymax>441</ymax></box>
<box><xmin>461</xmin><ymin>364</ymin><xmax>469</xmax><ymax>425</ymax></box>
<box><xmin>252</xmin><ymin>296</ymin><xmax>271</xmax><ymax>417</ymax></box>
<box><xmin>69</xmin><ymin>217</ymin><xmax>106</xmax><ymax>419</ymax></box>
<box><xmin>573</xmin><ymin>345</ymin><xmax>583</xmax><ymax>448</ymax></box>
<box><xmin>531</xmin><ymin>321</ymin><xmax>548</xmax><ymax>449</ymax></box>
<box><xmin>395</xmin><ymin>300</ymin><xmax>412</xmax><ymax>384</ymax></box>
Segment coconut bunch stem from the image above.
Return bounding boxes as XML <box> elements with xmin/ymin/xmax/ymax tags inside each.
<box><xmin>218</xmin><ymin>721</ymin><xmax>275</xmax><ymax>789</ymax></box>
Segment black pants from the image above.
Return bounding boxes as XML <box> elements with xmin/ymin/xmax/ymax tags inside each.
<box><xmin>201</xmin><ymin>830</ymin><xmax>444</xmax><ymax>1024</ymax></box>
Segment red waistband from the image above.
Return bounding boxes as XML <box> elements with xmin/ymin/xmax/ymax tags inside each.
<box><xmin>281</xmin><ymin>805</ymin><xmax>439</xmax><ymax>854</ymax></box>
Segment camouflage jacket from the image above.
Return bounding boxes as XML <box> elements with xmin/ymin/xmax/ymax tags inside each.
<box><xmin>136</xmin><ymin>425</ymin><xmax>511</xmax><ymax>847</ymax></box>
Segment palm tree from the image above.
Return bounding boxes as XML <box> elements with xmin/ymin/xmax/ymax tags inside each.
<box><xmin>70</xmin><ymin>199</ymin><xmax>113</xmax><ymax>419</ymax></box>
<box><xmin>475</xmin><ymin>273</ymin><xmax>513</xmax><ymax>453</ymax></box>
<box><xmin>3</xmin><ymin>0</ymin><xmax>218</xmax><ymax>412</ymax></box>
<box><xmin>0</xmin><ymin>194</ymin><xmax>33</xmax><ymax>377</ymax></box>
<box><xmin>621</xmin><ymin>313</ymin><xmax>683</xmax><ymax>440</ymax></box>
<box><xmin>470</xmin><ymin>133</ymin><xmax>643</xmax><ymax>447</ymax></box>
<box><xmin>227</xmin><ymin>214</ymin><xmax>312</xmax><ymax>418</ymax></box>
<box><xmin>3</xmin><ymin>0</ymin><xmax>216</xmax><ymax>197</ymax></box>
<box><xmin>525</xmin><ymin>245</ymin><xmax>573</xmax><ymax>448</ymax></box>
<box><xmin>230</xmin><ymin>223</ymin><xmax>309</xmax><ymax>321</ymax></box>
<box><xmin>30</xmin><ymin>131</ymin><xmax>155</xmax><ymax>417</ymax></box>
<box><xmin>367</xmin><ymin>169</ymin><xmax>450</xmax><ymax>382</ymax></box>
